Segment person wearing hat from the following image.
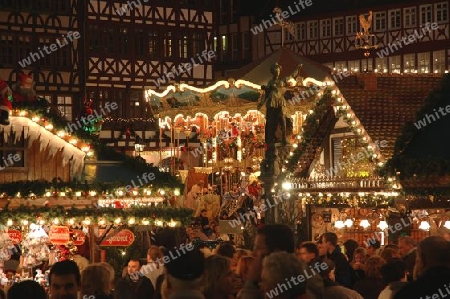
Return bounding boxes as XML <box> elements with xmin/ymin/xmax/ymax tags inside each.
<box><xmin>0</xmin><ymin>78</ymin><xmax>13</xmax><ymax>125</ymax></box>
<box><xmin>164</xmin><ymin>248</ymin><xmax>205</xmax><ymax>299</ymax></box>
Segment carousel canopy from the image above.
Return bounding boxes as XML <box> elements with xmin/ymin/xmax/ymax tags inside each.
<box><xmin>226</xmin><ymin>48</ymin><xmax>331</xmax><ymax>86</ymax></box>
<box><xmin>146</xmin><ymin>48</ymin><xmax>330</xmax><ymax>120</ymax></box>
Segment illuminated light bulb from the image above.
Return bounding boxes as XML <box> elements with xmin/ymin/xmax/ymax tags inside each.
<box><xmin>7</xmin><ymin>219</ymin><xmax>13</xmax><ymax>226</ymax></box>
<box><xmin>45</xmin><ymin>123</ymin><xmax>54</xmax><ymax>130</ymax></box>
<box><xmin>118</xmin><ymin>190</ymin><xmax>124</xmax><ymax>196</ymax></box>
<box><xmin>22</xmin><ymin>219</ymin><xmax>29</xmax><ymax>226</ymax></box>
<box><xmin>378</xmin><ymin>220</ymin><xmax>388</xmax><ymax>230</ymax></box>
<box><xmin>98</xmin><ymin>219</ymin><xmax>106</xmax><ymax>226</ymax></box>
<box><xmin>292</xmin><ymin>143</ymin><xmax>298</xmax><ymax>148</ymax></box>
<box><xmin>83</xmin><ymin>218</ymin><xmax>91</xmax><ymax>226</ymax></box>
<box><xmin>160</xmin><ymin>190</ymin><xmax>165</xmax><ymax>195</ymax></box>
<box><xmin>282</xmin><ymin>182</ymin><xmax>292</xmax><ymax>190</ymax></box>
<box><xmin>156</xmin><ymin>220</ymin><xmax>163</xmax><ymax>227</ymax></box>
<box><xmin>128</xmin><ymin>218</ymin><xmax>135</xmax><ymax>225</ymax></box>
<box><xmin>270</xmin><ymin>188</ymin><xmax>275</xmax><ymax>192</ymax></box>
<box><xmin>174</xmin><ymin>189</ymin><xmax>180</xmax><ymax>196</ymax></box>
<box><xmin>132</xmin><ymin>190</ymin><xmax>138</xmax><ymax>196</ymax></box>
<box><xmin>68</xmin><ymin>218</ymin><xmax>75</xmax><ymax>225</ymax></box>
<box><xmin>19</xmin><ymin>110</ymin><xmax>27</xmax><ymax>116</ymax></box>
<box><xmin>53</xmin><ymin>218</ymin><xmax>60</xmax><ymax>225</ymax></box>
<box><xmin>142</xmin><ymin>219</ymin><xmax>150</xmax><ymax>225</ymax></box>
<box><xmin>168</xmin><ymin>220</ymin><xmax>177</xmax><ymax>227</ymax></box>
<box><xmin>69</xmin><ymin>138</ymin><xmax>77</xmax><ymax>144</ymax></box>
<box><xmin>57</xmin><ymin>130</ymin><xmax>66</xmax><ymax>137</ymax></box>
<box><xmin>360</xmin><ymin>219</ymin><xmax>370</xmax><ymax>229</ymax></box>
<box><xmin>419</xmin><ymin>221</ymin><xmax>430</xmax><ymax>231</ymax></box>
<box><xmin>45</xmin><ymin>191</ymin><xmax>51</xmax><ymax>197</ymax></box>
<box><xmin>145</xmin><ymin>190</ymin><xmax>151</xmax><ymax>196</ymax></box>
<box><xmin>75</xmin><ymin>191</ymin><xmax>82</xmax><ymax>197</ymax></box>
<box><xmin>87</xmin><ymin>151</ymin><xmax>94</xmax><ymax>157</ymax></box>
<box><xmin>60</xmin><ymin>192</ymin><xmax>66</xmax><ymax>196</ymax></box>
<box><xmin>344</xmin><ymin>219</ymin><xmax>353</xmax><ymax>227</ymax></box>
<box><xmin>334</xmin><ymin>220</ymin><xmax>345</xmax><ymax>229</ymax></box>
<box><xmin>121</xmin><ymin>251</ymin><xmax>126</xmax><ymax>256</ymax></box>
<box><xmin>82</xmin><ymin>146</ymin><xmax>90</xmax><ymax>152</ymax></box>
<box><xmin>114</xmin><ymin>218</ymin><xmax>121</xmax><ymax>224</ymax></box>
<box><xmin>89</xmin><ymin>191</ymin><xmax>97</xmax><ymax>196</ymax></box>
<box><xmin>32</xmin><ymin>116</ymin><xmax>40</xmax><ymax>122</ymax></box>
<box><xmin>444</xmin><ymin>221</ymin><xmax>450</xmax><ymax>229</ymax></box>
<box><xmin>38</xmin><ymin>219</ymin><xmax>45</xmax><ymax>225</ymax></box>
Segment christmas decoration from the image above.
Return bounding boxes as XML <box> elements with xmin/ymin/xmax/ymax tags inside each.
<box><xmin>11</xmin><ymin>73</ymin><xmax>37</xmax><ymax>103</ymax></box>
<box><xmin>22</xmin><ymin>224</ymin><xmax>50</xmax><ymax>268</ymax></box>
<box><xmin>0</xmin><ymin>77</ymin><xmax>13</xmax><ymax>125</ymax></box>
<box><xmin>0</xmin><ymin>227</ymin><xmax>13</xmax><ymax>262</ymax></box>
<box><xmin>80</xmin><ymin>98</ymin><xmax>103</xmax><ymax>134</ymax></box>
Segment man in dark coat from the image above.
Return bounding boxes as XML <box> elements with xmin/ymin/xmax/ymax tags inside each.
<box><xmin>115</xmin><ymin>258</ymin><xmax>155</xmax><ymax>299</ymax></box>
<box><xmin>394</xmin><ymin>236</ymin><xmax>450</xmax><ymax>299</ymax></box>
<box><xmin>319</xmin><ymin>232</ymin><xmax>353</xmax><ymax>288</ymax></box>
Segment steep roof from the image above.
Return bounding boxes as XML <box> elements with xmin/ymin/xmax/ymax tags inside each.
<box><xmin>335</xmin><ymin>74</ymin><xmax>443</xmax><ymax>160</ymax></box>
<box><xmin>226</xmin><ymin>48</ymin><xmax>331</xmax><ymax>86</ymax></box>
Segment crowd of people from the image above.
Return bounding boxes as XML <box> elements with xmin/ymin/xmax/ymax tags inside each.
<box><xmin>1</xmin><ymin>223</ymin><xmax>450</xmax><ymax>299</ymax></box>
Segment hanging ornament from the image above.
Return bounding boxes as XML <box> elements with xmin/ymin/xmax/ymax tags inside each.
<box><xmin>22</xmin><ymin>224</ymin><xmax>50</xmax><ymax>268</ymax></box>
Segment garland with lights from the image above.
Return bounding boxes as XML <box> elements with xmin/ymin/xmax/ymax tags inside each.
<box><xmin>280</xmin><ymin>89</ymin><xmax>336</xmax><ymax>181</ymax></box>
<box><xmin>294</xmin><ymin>192</ymin><xmax>397</xmax><ymax>207</ymax></box>
<box><xmin>0</xmin><ymin>205</ymin><xmax>193</xmax><ymax>227</ymax></box>
<box><xmin>380</xmin><ymin>74</ymin><xmax>450</xmax><ymax>179</ymax></box>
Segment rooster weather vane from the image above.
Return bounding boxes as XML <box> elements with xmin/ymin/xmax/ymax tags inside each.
<box><xmin>273</xmin><ymin>7</ymin><xmax>296</xmax><ymax>47</ymax></box>
<box><xmin>355</xmin><ymin>10</ymin><xmax>378</xmax><ymax>57</ymax></box>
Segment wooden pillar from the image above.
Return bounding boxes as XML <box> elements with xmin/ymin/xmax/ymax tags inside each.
<box><xmin>100</xmin><ymin>249</ymin><xmax>106</xmax><ymax>262</ymax></box>
<box><xmin>89</xmin><ymin>225</ymin><xmax>96</xmax><ymax>263</ymax></box>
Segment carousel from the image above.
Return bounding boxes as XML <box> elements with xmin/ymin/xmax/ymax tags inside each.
<box><xmin>144</xmin><ymin>49</ymin><xmax>334</xmax><ymax>224</ymax></box>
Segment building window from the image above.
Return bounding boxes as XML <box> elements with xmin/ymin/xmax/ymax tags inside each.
<box><xmin>39</xmin><ymin>37</ymin><xmax>53</xmax><ymax>66</ymax></box>
<box><xmin>420</xmin><ymin>5</ymin><xmax>432</xmax><ymax>24</ymax></box>
<box><xmin>404</xmin><ymin>7</ymin><xmax>416</xmax><ymax>27</ymax></box>
<box><xmin>433</xmin><ymin>50</ymin><xmax>446</xmax><ymax>73</ymax></box>
<box><xmin>0</xmin><ymin>35</ymin><xmax>13</xmax><ymax>65</ymax></box>
<box><xmin>374</xmin><ymin>12</ymin><xmax>386</xmax><ymax>31</ymax></box>
<box><xmin>192</xmin><ymin>33</ymin><xmax>203</xmax><ymax>55</ymax></box>
<box><xmin>320</xmin><ymin>19</ymin><xmax>331</xmax><ymax>38</ymax></box>
<box><xmin>307</xmin><ymin>21</ymin><xmax>318</xmax><ymax>39</ymax></box>
<box><xmin>334</xmin><ymin>61</ymin><xmax>347</xmax><ymax>72</ymax></box>
<box><xmin>104</xmin><ymin>27</ymin><xmax>115</xmax><ymax>54</ymax></box>
<box><xmin>243</xmin><ymin>32</ymin><xmax>250</xmax><ymax>60</ymax></box>
<box><xmin>375</xmin><ymin>57</ymin><xmax>388</xmax><ymax>72</ymax></box>
<box><xmin>179</xmin><ymin>35</ymin><xmax>188</xmax><ymax>58</ymax></box>
<box><xmin>148</xmin><ymin>31</ymin><xmax>157</xmax><ymax>57</ymax></box>
<box><xmin>135</xmin><ymin>29</ymin><xmax>145</xmax><ymax>57</ymax></box>
<box><xmin>296</xmin><ymin>23</ymin><xmax>306</xmax><ymax>40</ymax></box>
<box><xmin>129</xmin><ymin>91</ymin><xmax>142</xmax><ymax>118</ymax></box>
<box><xmin>418</xmin><ymin>52</ymin><xmax>430</xmax><ymax>73</ymax></box>
<box><xmin>89</xmin><ymin>25</ymin><xmax>100</xmax><ymax>53</ymax></box>
<box><xmin>389</xmin><ymin>9</ymin><xmax>401</xmax><ymax>29</ymax></box>
<box><xmin>435</xmin><ymin>2</ymin><xmax>448</xmax><ymax>23</ymax></box>
<box><xmin>231</xmin><ymin>33</ymin><xmax>238</xmax><ymax>61</ymax></box>
<box><xmin>389</xmin><ymin>56</ymin><xmax>401</xmax><ymax>73</ymax></box>
<box><xmin>164</xmin><ymin>32</ymin><xmax>173</xmax><ymax>57</ymax></box>
<box><xmin>0</xmin><ymin>128</ymin><xmax>25</xmax><ymax>169</ymax></box>
<box><xmin>221</xmin><ymin>35</ymin><xmax>228</xmax><ymax>50</ymax></box>
<box><xmin>117</xmin><ymin>27</ymin><xmax>128</xmax><ymax>55</ymax></box>
<box><xmin>404</xmin><ymin>54</ymin><xmax>416</xmax><ymax>73</ymax></box>
<box><xmin>346</xmin><ymin>16</ymin><xmax>357</xmax><ymax>35</ymax></box>
<box><xmin>285</xmin><ymin>28</ymin><xmax>294</xmax><ymax>42</ymax></box>
<box><xmin>361</xmin><ymin>59</ymin><xmax>373</xmax><ymax>72</ymax></box>
<box><xmin>57</xmin><ymin>96</ymin><xmax>73</xmax><ymax>121</ymax></box>
<box><xmin>333</xmin><ymin>18</ymin><xmax>344</xmax><ymax>36</ymax></box>
<box><xmin>348</xmin><ymin>60</ymin><xmax>360</xmax><ymax>72</ymax></box>
<box><xmin>17</xmin><ymin>35</ymin><xmax>32</xmax><ymax>66</ymax></box>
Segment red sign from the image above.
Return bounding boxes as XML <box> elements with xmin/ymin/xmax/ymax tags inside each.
<box><xmin>100</xmin><ymin>229</ymin><xmax>135</xmax><ymax>247</ymax></box>
<box><xmin>49</xmin><ymin>226</ymin><xmax>70</xmax><ymax>245</ymax></box>
<box><xmin>70</xmin><ymin>229</ymin><xmax>86</xmax><ymax>246</ymax></box>
<box><xmin>7</xmin><ymin>229</ymin><xmax>22</xmax><ymax>244</ymax></box>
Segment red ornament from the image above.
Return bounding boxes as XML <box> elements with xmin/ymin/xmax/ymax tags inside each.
<box><xmin>114</xmin><ymin>201</ymin><xmax>124</xmax><ymax>209</ymax></box>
